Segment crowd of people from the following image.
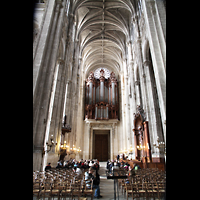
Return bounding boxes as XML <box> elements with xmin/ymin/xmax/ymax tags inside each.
<box><xmin>45</xmin><ymin>158</ymin><xmax>100</xmax><ymax>171</ymax></box>
<box><xmin>106</xmin><ymin>159</ymin><xmax>141</xmax><ymax>173</ymax></box>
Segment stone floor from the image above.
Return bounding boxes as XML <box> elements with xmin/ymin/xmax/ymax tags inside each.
<box><xmin>98</xmin><ymin>162</ymin><xmax>126</xmax><ymax>200</ymax></box>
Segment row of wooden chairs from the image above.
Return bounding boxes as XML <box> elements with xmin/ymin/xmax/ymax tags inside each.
<box><xmin>119</xmin><ymin>168</ymin><xmax>166</xmax><ymax>199</ymax></box>
<box><xmin>33</xmin><ymin>168</ymin><xmax>94</xmax><ymax>199</ymax></box>
<box><xmin>123</xmin><ymin>181</ymin><xmax>165</xmax><ymax>199</ymax></box>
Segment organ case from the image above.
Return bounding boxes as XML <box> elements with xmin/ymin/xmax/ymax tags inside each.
<box><xmin>85</xmin><ymin>69</ymin><xmax>119</xmax><ymax>120</ymax></box>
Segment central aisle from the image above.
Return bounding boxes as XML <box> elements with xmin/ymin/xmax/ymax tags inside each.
<box><xmin>98</xmin><ymin>162</ymin><xmax>129</xmax><ymax>200</ymax></box>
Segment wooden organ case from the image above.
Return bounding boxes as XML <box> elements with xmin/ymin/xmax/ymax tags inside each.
<box><xmin>85</xmin><ymin>69</ymin><xmax>119</xmax><ymax>120</ymax></box>
<box><xmin>133</xmin><ymin>106</ymin><xmax>152</xmax><ymax>163</ymax></box>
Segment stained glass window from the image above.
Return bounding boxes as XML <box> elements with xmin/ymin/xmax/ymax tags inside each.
<box><xmin>94</xmin><ymin>68</ymin><xmax>110</xmax><ymax>79</ymax></box>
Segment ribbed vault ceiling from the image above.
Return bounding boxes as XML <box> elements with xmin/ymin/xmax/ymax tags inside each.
<box><xmin>73</xmin><ymin>0</ymin><xmax>135</xmax><ymax>78</ymax></box>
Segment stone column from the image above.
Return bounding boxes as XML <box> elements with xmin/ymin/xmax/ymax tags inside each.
<box><xmin>33</xmin><ymin>1</ymin><xmax>63</xmax><ymax>171</ymax></box>
<box><xmin>120</xmin><ymin>71</ymin><xmax>126</xmax><ymax>154</ymax></box>
<box><xmin>135</xmin><ymin>79</ymin><xmax>141</xmax><ymax>106</ymax></box>
<box><xmin>62</xmin><ymin>80</ymin><xmax>70</xmax><ymax>118</ymax></box>
<box><xmin>42</xmin><ymin>60</ymin><xmax>61</xmax><ymax>169</ymax></box>
<box><xmin>113</xmin><ymin>125</ymin><xmax>118</xmax><ymax>158</ymax></box>
<box><xmin>132</xmin><ymin>16</ymin><xmax>149</xmax><ymax>123</ymax></box>
<box><xmin>89</xmin><ymin>125</ymin><xmax>93</xmax><ymax>160</ymax></box>
<box><xmin>129</xmin><ymin>62</ymin><xmax>136</xmax><ymax>159</ymax></box>
<box><xmin>75</xmin><ymin>83</ymin><xmax>84</xmax><ymax>160</ymax></box>
<box><xmin>144</xmin><ymin>60</ymin><xmax>164</xmax><ymax>160</ymax></box>
<box><xmin>125</xmin><ymin>75</ymin><xmax>131</xmax><ymax>152</ymax></box>
<box><xmin>142</xmin><ymin>0</ymin><xmax>166</xmax><ymax>142</ymax></box>
<box><xmin>83</xmin><ymin>121</ymin><xmax>90</xmax><ymax>160</ymax></box>
<box><xmin>143</xmin><ymin>60</ymin><xmax>158</xmax><ymax>155</ymax></box>
<box><xmin>64</xmin><ymin>80</ymin><xmax>72</xmax><ymax>116</ymax></box>
<box><xmin>33</xmin><ymin>0</ymin><xmax>56</xmax><ymax>99</ymax></box>
<box><xmin>110</xmin><ymin>126</ymin><xmax>115</xmax><ymax>160</ymax></box>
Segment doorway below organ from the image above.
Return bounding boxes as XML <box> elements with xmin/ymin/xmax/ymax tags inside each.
<box><xmin>93</xmin><ymin>130</ymin><xmax>110</xmax><ymax>161</ymax></box>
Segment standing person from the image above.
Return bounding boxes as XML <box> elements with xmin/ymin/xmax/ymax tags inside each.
<box><xmin>85</xmin><ymin>167</ymin><xmax>102</xmax><ymax>199</ymax></box>
<box><xmin>106</xmin><ymin>160</ymin><xmax>110</xmax><ymax>170</ymax></box>
<box><xmin>93</xmin><ymin>168</ymin><xmax>102</xmax><ymax>199</ymax></box>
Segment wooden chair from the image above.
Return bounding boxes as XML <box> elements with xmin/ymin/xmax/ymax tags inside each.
<box><xmin>131</xmin><ymin>183</ymin><xmax>140</xmax><ymax>200</ymax></box>
<box><xmin>120</xmin><ymin>179</ymin><xmax>126</xmax><ymax>195</ymax></box>
<box><xmin>125</xmin><ymin>183</ymin><xmax>132</xmax><ymax>200</ymax></box>
<box><xmin>146</xmin><ymin>182</ymin><xmax>158</xmax><ymax>199</ymax></box>
<box><xmin>71</xmin><ymin>181</ymin><xmax>82</xmax><ymax>200</ymax></box>
<box><xmin>157</xmin><ymin>181</ymin><xmax>166</xmax><ymax>199</ymax></box>
<box><xmin>137</xmin><ymin>182</ymin><xmax>147</xmax><ymax>199</ymax></box>
<box><xmin>33</xmin><ymin>180</ymin><xmax>42</xmax><ymax>199</ymax></box>
<box><xmin>60</xmin><ymin>180</ymin><xmax>72</xmax><ymax>200</ymax></box>
<box><xmin>40</xmin><ymin>182</ymin><xmax>52</xmax><ymax>200</ymax></box>
<box><xmin>51</xmin><ymin>180</ymin><xmax>63</xmax><ymax>199</ymax></box>
<box><xmin>83</xmin><ymin>179</ymin><xmax>94</xmax><ymax>200</ymax></box>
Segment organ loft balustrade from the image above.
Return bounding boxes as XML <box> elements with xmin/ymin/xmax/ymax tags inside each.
<box><xmin>85</xmin><ymin>69</ymin><xmax>119</xmax><ymax>120</ymax></box>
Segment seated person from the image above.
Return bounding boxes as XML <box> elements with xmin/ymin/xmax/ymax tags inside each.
<box><xmin>133</xmin><ymin>163</ymin><xmax>141</xmax><ymax>170</ymax></box>
<box><xmin>45</xmin><ymin>163</ymin><xmax>51</xmax><ymax>171</ymax></box>
<box><xmin>73</xmin><ymin>166</ymin><xmax>82</xmax><ymax>177</ymax></box>
<box><xmin>56</xmin><ymin>161</ymin><xmax>62</xmax><ymax>168</ymax></box>
<box><xmin>63</xmin><ymin>161</ymin><xmax>69</xmax><ymax>169</ymax></box>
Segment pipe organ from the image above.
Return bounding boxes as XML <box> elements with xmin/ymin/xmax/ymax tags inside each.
<box><xmin>85</xmin><ymin>69</ymin><xmax>119</xmax><ymax>120</ymax></box>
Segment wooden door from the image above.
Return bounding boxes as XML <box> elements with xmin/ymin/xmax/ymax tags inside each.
<box><xmin>95</xmin><ymin>134</ymin><xmax>108</xmax><ymax>161</ymax></box>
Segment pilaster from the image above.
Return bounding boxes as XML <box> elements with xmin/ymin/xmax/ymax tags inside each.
<box><xmin>143</xmin><ymin>60</ymin><xmax>158</xmax><ymax>155</ymax></box>
<box><xmin>33</xmin><ymin>1</ymin><xmax>66</xmax><ymax>171</ymax></box>
<box><xmin>33</xmin><ymin>0</ymin><xmax>57</xmax><ymax>100</ymax></box>
<box><xmin>142</xmin><ymin>0</ymin><xmax>166</xmax><ymax>142</ymax></box>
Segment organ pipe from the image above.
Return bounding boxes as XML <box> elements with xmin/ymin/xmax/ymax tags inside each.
<box><xmin>85</xmin><ymin>69</ymin><xmax>118</xmax><ymax>120</ymax></box>
<box><xmin>112</xmin><ymin>82</ymin><xmax>115</xmax><ymax>105</ymax></box>
<box><xmin>89</xmin><ymin>82</ymin><xmax>93</xmax><ymax>105</ymax></box>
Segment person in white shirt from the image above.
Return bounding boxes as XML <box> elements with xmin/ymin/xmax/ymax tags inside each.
<box><xmin>73</xmin><ymin>166</ymin><xmax>82</xmax><ymax>177</ymax></box>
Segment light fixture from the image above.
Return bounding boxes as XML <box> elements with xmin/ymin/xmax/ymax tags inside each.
<box><xmin>43</xmin><ymin>135</ymin><xmax>57</xmax><ymax>154</ymax></box>
<box><xmin>128</xmin><ymin>145</ymin><xmax>134</xmax><ymax>152</ymax></box>
<box><xmin>68</xmin><ymin>145</ymin><xmax>82</xmax><ymax>155</ymax></box>
<box><xmin>153</xmin><ymin>136</ymin><xmax>166</xmax><ymax>154</ymax></box>
<box><xmin>137</xmin><ymin>142</ymin><xmax>145</xmax><ymax>151</ymax></box>
<box><xmin>59</xmin><ymin>115</ymin><xmax>72</xmax><ymax>158</ymax></box>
